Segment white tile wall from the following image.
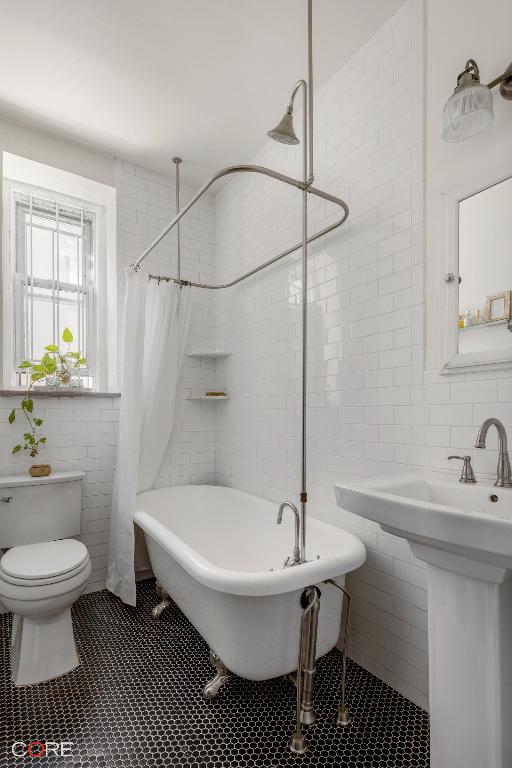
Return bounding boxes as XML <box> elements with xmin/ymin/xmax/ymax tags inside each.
<box><xmin>0</xmin><ymin>160</ymin><xmax>216</xmax><ymax>594</ymax></box>
<box><xmin>213</xmin><ymin>0</ymin><xmax>430</xmax><ymax>709</ymax></box>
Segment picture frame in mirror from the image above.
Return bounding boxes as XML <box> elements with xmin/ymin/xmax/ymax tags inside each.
<box><xmin>484</xmin><ymin>291</ymin><xmax>511</xmax><ymax>323</ymax></box>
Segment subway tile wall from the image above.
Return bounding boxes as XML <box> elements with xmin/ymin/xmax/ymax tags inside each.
<box><xmin>0</xmin><ymin>161</ymin><xmax>216</xmax><ymax>594</ymax></box>
<box><xmin>213</xmin><ymin>0</ymin><xmax>430</xmax><ymax>708</ymax></box>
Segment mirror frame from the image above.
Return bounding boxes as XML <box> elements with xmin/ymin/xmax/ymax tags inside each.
<box><xmin>441</xmin><ymin>158</ymin><xmax>512</xmax><ymax>374</ymax></box>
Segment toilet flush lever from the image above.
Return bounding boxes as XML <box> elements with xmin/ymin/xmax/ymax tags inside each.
<box><xmin>1</xmin><ymin>494</ymin><xmax>13</xmax><ymax>502</ymax></box>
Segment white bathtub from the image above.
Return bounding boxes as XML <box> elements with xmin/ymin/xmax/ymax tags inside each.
<box><xmin>134</xmin><ymin>484</ymin><xmax>365</xmax><ymax>680</ymax></box>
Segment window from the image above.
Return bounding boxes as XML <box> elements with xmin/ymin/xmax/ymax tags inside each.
<box><xmin>2</xmin><ymin>153</ymin><xmax>117</xmax><ymax>392</ymax></box>
<box><xmin>12</xmin><ymin>189</ymin><xmax>95</xmax><ymax>384</ymax></box>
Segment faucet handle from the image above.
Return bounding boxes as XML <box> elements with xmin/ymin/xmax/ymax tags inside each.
<box><xmin>448</xmin><ymin>455</ymin><xmax>477</xmax><ymax>484</ymax></box>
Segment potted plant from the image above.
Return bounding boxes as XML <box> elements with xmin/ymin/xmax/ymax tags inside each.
<box><xmin>45</xmin><ymin>327</ymin><xmax>88</xmax><ymax>387</ymax></box>
<box><xmin>8</xmin><ymin>328</ymin><xmax>87</xmax><ymax>477</ymax></box>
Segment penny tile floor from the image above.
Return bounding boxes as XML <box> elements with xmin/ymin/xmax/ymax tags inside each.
<box><xmin>0</xmin><ymin>580</ymin><xmax>429</xmax><ymax>767</ymax></box>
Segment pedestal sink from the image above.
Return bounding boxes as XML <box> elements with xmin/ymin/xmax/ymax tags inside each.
<box><xmin>334</xmin><ymin>473</ymin><xmax>512</xmax><ymax>768</ymax></box>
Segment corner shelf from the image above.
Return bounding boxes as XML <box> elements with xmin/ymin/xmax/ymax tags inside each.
<box><xmin>187</xmin><ymin>349</ymin><xmax>231</xmax><ymax>359</ymax></box>
<box><xmin>187</xmin><ymin>395</ymin><xmax>230</xmax><ymax>401</ymax></box>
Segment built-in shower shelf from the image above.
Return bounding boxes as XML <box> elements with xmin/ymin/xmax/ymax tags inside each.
<box><xmin>187</xmin><ymin>349</ymin><xmax>231</xmax><ymax>358</ymax></box>
<box><xmin>187</xmin><ymin>395</ymin><xmax>230</xmax><ymax>401</ymax></box>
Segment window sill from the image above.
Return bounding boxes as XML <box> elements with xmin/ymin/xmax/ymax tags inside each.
<box><xmin>0</xmin><ymin>388</ymin><xmax>121</xmax><ymax>398</ymax></box>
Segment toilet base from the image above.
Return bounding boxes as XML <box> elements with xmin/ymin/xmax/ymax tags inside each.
<box><xmin>11</xmin><ymin>608</ymin><xmax>80</xmax><ymax>686</ymax></box>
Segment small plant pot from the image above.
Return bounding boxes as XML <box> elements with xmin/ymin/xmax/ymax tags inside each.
<box><xmin>29</xmin><ymin>463</ymin><xmax>52</xmax><ymax>478</ymax></box>
<box><xmin>58</xmin><ymin>371</ymin><xmax>71</xmax><ymax>386</ymax></box>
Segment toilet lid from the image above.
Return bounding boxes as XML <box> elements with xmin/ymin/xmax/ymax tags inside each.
<box><xmin>0</xmin><ymin>539</ymin><xmax>89</xmax><ymax>581</ymax></box>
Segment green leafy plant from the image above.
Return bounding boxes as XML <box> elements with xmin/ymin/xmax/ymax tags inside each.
<box><xmin>45</xmin><ymin>326</ymin><xmax>87</xmax><ymax>384</ymax></box>
<box><xmin>8</xmin><ymin>328</ymin><xmax>87</xmax><ymax>459</ymax></box>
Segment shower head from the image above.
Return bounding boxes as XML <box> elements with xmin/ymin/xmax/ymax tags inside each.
<box><xmin>267</xmin><ymin>108</ymin><xmax>300</xmax><ymax>145</ymax></box>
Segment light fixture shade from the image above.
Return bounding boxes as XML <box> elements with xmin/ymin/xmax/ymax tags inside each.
<box><xmin>267</xmin><ymin>112</ymin><xmax>299</xmax><ymax>145</ymax></box>
<box><xmin>442</xmin><ymin>83</ymin><xmax>494</xmax><ymax>142</ymax></box>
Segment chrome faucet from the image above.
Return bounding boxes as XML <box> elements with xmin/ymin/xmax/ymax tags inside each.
<box><xmin>474</xmin><ymin>417</ymin><xmax>512</xmax><ymax>487</ymax></box>
<box><xmin>277</xmin><ymin>501</ymin><xmax>301</xmax><ymax>567</ymax></box>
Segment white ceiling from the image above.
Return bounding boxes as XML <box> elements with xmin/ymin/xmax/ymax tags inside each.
<box><xmin>0</xmin><ymin>0</ymin><xmax>403</xmax><ymax>186</ymax></box>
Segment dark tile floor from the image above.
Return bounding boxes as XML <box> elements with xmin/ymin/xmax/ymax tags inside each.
<box><xmin>1</xmin><ymin>580</ymin><xmax>429</xmax><ymax>767</ymax></box>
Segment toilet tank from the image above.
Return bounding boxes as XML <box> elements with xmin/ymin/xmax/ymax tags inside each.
<box><xmin>0</xmin><ymin>471</ymin><xmax>85</xmax><ymax>547</ymax></box>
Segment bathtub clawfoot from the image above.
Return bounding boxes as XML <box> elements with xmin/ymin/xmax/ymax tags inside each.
<box><xmin>152</xmin><ymin>582</ymin><xmax>171</xmax><ymax>621</ymax></box>
<box><xmin>203</xmin><ymin>652</ymin><xmax>233</xmax><ymax>699</ymax></box>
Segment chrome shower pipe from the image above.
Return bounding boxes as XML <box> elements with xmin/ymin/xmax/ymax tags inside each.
<box><xmin>297</xmin><ymin>0</ymin><xmax>313</xmax><ymax>561</ymax></box>
<box><xmin>276</xmin><ymin>71</ymin><xmax>310</xmax><ymax>563</ymax></box>
<box><xmin>300</xmin><ymin>178</ymin><xmax>308</xmax><ymax>563</ymax></box>
<box><xmin>300</xmin><ymin>73</ymin><xmax>308</xmax><ymax>562</ymax></box>
<box><xmin>307</xmin><ymin>0</ymin><xmax>313</xmax><ymax>184</ymax></box>
<box><xmin>172</xmin><ymin>157</ymin><xmax>182</xmax><ymax>282</ymax></box>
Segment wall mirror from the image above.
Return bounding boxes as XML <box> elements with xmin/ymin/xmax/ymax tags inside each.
<box><xmin>442</xmin><ymin>160</ymin><xmax>512</xmax><ymax>373</ymax></box>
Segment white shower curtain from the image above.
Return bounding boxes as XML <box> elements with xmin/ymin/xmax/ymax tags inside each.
<box><xmin>107</xmin><ymin>269</ymin><xmax>192</xmax><ymax>605</ymax></box>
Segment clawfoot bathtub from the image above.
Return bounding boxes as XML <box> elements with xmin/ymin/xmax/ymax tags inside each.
<box><xmin>134</xmin><ymin>484</ymin><xmax>365</xmax><ymax>682</ymax></box>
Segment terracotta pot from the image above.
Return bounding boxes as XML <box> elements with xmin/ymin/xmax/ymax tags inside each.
<box><xmin>29</xmin><ymin>463</ymin><xmax>52</xmax><ymax>478</ymax></box>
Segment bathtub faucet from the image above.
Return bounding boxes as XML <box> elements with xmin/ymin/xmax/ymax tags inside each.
<box><xmin>277</xmin><ymin>502</ymin><xmax>301</xmax><ymax>567</ymax></box>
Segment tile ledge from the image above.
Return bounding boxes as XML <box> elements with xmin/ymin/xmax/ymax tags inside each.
<box><xmin>0</xmin><ymin>389</ymin><xmax>121</xmax><ymax>398</ymax></box>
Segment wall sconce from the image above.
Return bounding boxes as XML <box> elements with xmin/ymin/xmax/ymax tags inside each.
<box><xmin>442</xmin><ymin>58</ymin><xmax>512</xmax><ymax>142</ymax></box>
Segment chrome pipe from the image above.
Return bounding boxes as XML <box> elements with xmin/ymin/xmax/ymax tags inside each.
<box><xmin>300</xmin><ymin>196</ymin><xmax>308</xmax><ymax>561</ymax></box>
<box><xmin>300</xmin><ymin>74</ymin><xmax>308</xmax><ymax>564</ymax></box>
<box><xmin>290</xmin><ymin>608</ymin><xmax>309</xmax><ymax>754</ymax></box>
<box><xmin>307</xmin><ymin>0</ymin><xmax>314</xmax><ymax>183</ymax></box>
<box><xmin>300</xmin><ymin>586</ymin><xmax>320</xmax><ymax>725</ymax></box>
<box><xmin>325</xmin><ymin>578</ymin><xmax>352</xmax><ymax>726</ymax></box>
<box><xmin>290</xmin><ymin>586</ymin><xmax>320</xmax><ymax>755</ymax></box>
<box><xmin>173</xmin><ymin>157</ymin><xmax>182</xmax><ymax>282</ymax></box>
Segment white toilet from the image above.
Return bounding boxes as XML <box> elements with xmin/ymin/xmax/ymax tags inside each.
<box><xmin>0</xmin><ymin>471</ymin><xmax>91</xmax><ymax>686</ymax></box>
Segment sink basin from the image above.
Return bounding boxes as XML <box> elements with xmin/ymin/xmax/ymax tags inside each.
<box><xmin>335</xmin><ymin>473</ymin><xmax>512</xmax><ymax>578</ymax></box>
<box><xmin>334</xmin><ymin>472</ymin><xmax>512</xmax><ymax>768</ymax></box>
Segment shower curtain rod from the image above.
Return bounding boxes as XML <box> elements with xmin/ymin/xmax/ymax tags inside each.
<box><xmin>130</xmin><ymin>163</ymin><xmax>349</xmax><ymax>290</ymax></box>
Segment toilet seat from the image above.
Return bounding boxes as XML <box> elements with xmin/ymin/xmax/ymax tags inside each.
<box><xmin>0</xmin><ymin>539</ymin><xmax>89</xmax><ymax>587</ymax></box>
